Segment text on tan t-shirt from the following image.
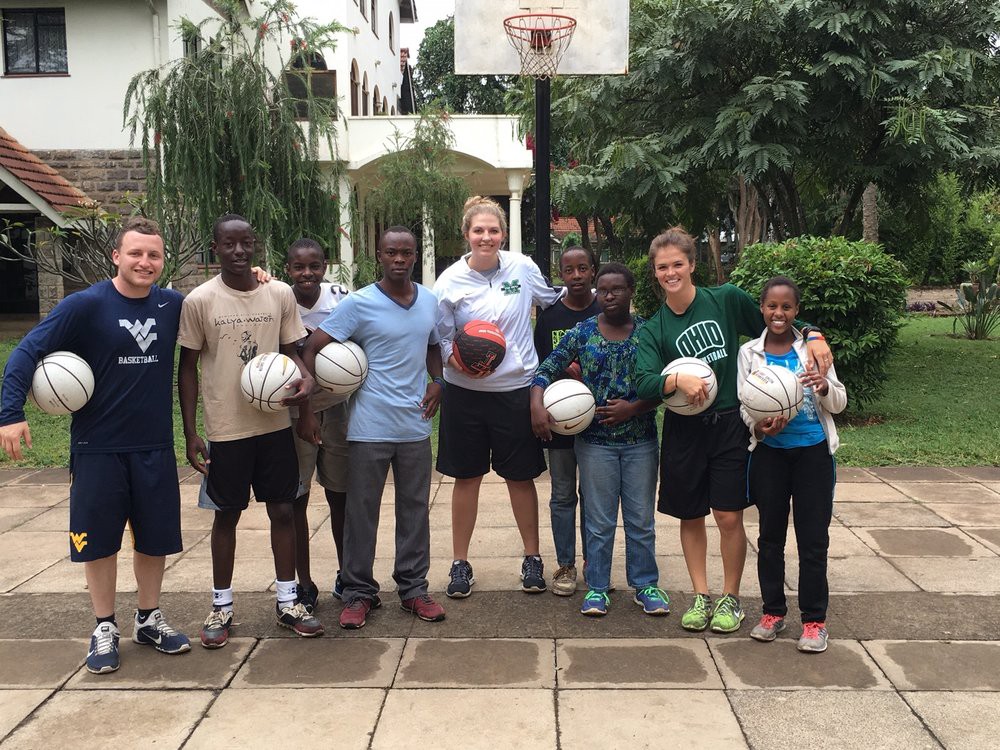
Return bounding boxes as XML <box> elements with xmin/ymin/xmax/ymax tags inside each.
<box><xmin>178</xmin><ymin>276</ymin><xmax>307</xmax><ymax>441</ymax></box>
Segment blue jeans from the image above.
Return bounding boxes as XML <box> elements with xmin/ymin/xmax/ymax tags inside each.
<box><xmin>575</xmin><ymin>438</ymin><xmax>659</xmax><ymax>593</ymax></box>
<box><xmin>547</xmin><ymin>448</ymin><xmax>587</xmax><ymax>566</ymax></box>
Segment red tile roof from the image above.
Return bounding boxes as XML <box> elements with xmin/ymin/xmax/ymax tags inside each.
<box><xmin>0</xmin><ymin>127</ymin><xmax>90</xmax><ymax>212</ymax></box>
<box><xmin>552</xmin><ymin>216</ymin><xmax>599</xmax><ymax>236</ymax></box>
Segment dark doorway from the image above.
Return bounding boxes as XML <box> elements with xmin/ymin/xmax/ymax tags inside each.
<box><xmin>0</xmin><ymin>214</ymin><xmax>39</xmax><ymax>314</ymax></box>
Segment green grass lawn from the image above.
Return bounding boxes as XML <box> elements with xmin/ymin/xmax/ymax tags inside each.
<box><xmin>1</xmin><ymin>315</ymin><xmax>997</xmax><ymax>468</ymax></box>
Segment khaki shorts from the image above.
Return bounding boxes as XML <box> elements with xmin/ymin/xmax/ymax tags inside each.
<box><xmin>292</xmin><ymin>401</ymin><xmax>349</xmax><ymax>495</ymax></box>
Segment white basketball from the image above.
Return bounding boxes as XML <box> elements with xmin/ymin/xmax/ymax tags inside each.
<box><xmin>542</xmin><ymin>379</ymin><xmax>596</xmax><ymax>436</ymax></box>
<box><xmin>28</xmin><ymin>351</ymin><xmax>95</xmax><ymax>415</ymax></box>
<box><xmin>240</xmin><ymin>352</ymin><xmax>302</xmax><ymax>412</ymax></box>
<box><xmin>661</xmin><ymin>357</ymin><xmax>718</xmax><ymax>415</ymax></box>
<box><xmin>314</xmin><ymin>340</ymin><xmax>368</xmax><ymax>395</ymax></box>
<box><xmin>740</xmin><ymin>364</ymin><xmax>804</xmax><ymax>423</ymax></box>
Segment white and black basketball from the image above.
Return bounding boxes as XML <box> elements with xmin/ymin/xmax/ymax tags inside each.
<box><xmin>240</xmin><ymin>352</ymin><xmax>302</xmax><ymax>412</ymax></box>
<box><xmin>661</xmin><ymin>357</ymin><xmax>718</xmax><ymax>416</ymax></box>
<box><xmin>28</xmin><ymin>351</ymin><xmax>95</xmax><ymax>415</ymax></box>
<box><xmin>542</xmin><ymin>379</ymin><xmax>596</xmax><ymax>436</ymax></box>
<box><xmin>315</xmin><ymin>340</ymin><xmax>368</xmax><ymax>395</ymax></box>
<box><xmin>740</xmin><ymin>364</ymin><xmax>804</xmax><ymax>423</ymax></box>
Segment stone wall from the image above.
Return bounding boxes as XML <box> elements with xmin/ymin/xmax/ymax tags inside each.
<box><xmin>33</xmin><ymin>149</ymin><xmax>146</xmax><ymax>212</ymax></box>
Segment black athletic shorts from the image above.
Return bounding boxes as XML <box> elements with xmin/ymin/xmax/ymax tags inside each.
<box><xmin>69</xmin><ymin>449</ymin><xmax>182</xmax><ymax>562</ymax></box>
<box><xmin>658</xmin><ymin>408</ymin><xmax>751</xmax><ymax>519</ymax></box>
<box><xmin>205</xmin><ymin>428</ymin><xmax>299</xmax><ymax>510</ymax></box>
<box><xmin>436</xmin><ymin>384</ymin><xmax>546</xmax><ymax>481</ymax></box>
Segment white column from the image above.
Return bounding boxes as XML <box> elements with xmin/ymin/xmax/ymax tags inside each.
<box><xmin>507</xmin><ymin>171</ymin><xmax>525</xmax><ymax>254</ymax></box>
<box><xmin>337</xmin><ymin>175</ymin><xmax>355</xmax><ymax>289</ymax></box>
<box><xmin>422</xmin><ymin>204</ymin><xmax>436</xmax><ymax>286</ymax></box>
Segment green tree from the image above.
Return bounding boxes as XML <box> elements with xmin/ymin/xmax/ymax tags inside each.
<box><xmin>414</xmin><ymin>17</ymin><xmax>514</xmax><ymax>113</ymax></box>
<box><xmin>532</xmin><ymin>0</ymin><xmax>1000</xmax><ymax>264</ymax></box>
<box><xmin>125</xmin><ymin>0</ymin><xmax>349</xmax><ymax>268</ymax></box>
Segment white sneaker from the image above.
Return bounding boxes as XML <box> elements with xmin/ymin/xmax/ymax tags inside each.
<box><xmin>551</xmin><ymin>565</ymin><xmax>577</xmax><ymax>596</ymax></box>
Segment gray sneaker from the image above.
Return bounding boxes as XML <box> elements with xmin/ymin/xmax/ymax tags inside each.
<box><xmin>750</xmin><ymin>614</ymin><xmax>786</xmax><ymax>642</ymax></box>
<box><xmin>797</xmin><ymin>622</ymin><xmax>829</xmax><ymax>653</ymax></box>
<box><xmin>551</xmin><ymin>565</ymin><xmax>577</xmax><ymax>596</ymax></box>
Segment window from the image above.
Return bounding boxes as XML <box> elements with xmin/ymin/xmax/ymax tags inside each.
<box><xmin>182</xmin><ymin>34</ymin><xmax>201</xmax><ymax>59</ymax></box>
<box><xmin>362</xmin><ymin>73</ymin><xmax>369</xmax><ymax>115</ymax></box>
<box><xmin>373</xmin><ymin>85</ymin><xmax>380</xmax><ymax>114</ymax></box>
<box><xmin>388</xmin><ymin>13</ymin><xmax>394</xmax><ymax>52</ymax></box>
<box><xmin>349</xmin><ymin>60</ymin><xmax>360</xmax><ymax>116</ymax></box>
<box><xmin>371</xmin><ymin>0</ymin><xmax>378</xmax><ymax>36</ymax></box>
<box><xmin>2</xmin><ymin>8</ymin><xmax>68</xmax><ymax>75</ymax></box>
<box><xmin>360</xmin><ymin>0</ymin><xmax>367</xmax><ymax>20</ymax></box>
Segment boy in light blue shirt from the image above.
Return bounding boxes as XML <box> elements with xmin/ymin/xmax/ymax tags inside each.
<box><xmin>300</xmin><ymin>226</ymin><xmax>446</xmax><ymax>629</ymax></box>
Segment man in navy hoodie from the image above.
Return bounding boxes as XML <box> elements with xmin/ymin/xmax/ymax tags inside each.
<box><xmin>0</xmin><ymin>217</ymin><xmax>191</xmax><ymax>674</ymax></box>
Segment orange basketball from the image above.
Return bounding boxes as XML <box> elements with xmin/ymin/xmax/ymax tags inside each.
<box><xmin>453</xmin><ymin>320</ymin><xmax>507</xmax><ymax>374</ymax></box>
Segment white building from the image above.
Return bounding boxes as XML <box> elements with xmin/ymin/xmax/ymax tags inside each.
<box><xmin>0</xmin><ymin>0</ymin><xmax>532</xmax><ymax>315</ymax></box>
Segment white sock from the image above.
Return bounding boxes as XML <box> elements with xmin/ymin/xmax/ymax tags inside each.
<box><xmin>212</xmin><ymin>587</ymin><xmax>234</xmax><ymax>612</ymax></box>
<box><xmin>275</xmin><ymin>579</ymin><xmax>297</xmax><ymax>609</ymax></box>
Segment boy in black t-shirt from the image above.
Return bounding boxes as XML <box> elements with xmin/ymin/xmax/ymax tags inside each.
<box><xmin>533</xmin><ymin>246</ymin><xmax>599</xmax><ymax>596</ymax></box>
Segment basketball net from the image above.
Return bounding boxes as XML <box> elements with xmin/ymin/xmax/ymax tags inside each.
<box><xmin>503</xmin><ymin>13</ymin><xmax>577</xmax><ymax>79</ymax></box>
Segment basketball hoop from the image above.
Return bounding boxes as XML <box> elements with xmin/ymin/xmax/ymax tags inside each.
<box><xmin>504</xmin><ymin>13</ymin><xmax>577</xmax><ymax>79</ymax></box>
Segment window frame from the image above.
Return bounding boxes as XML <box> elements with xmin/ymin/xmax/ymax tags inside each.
<box><xmin>370</xmin><ymin>0</ymin><xmax>378</xmax><ymax>36</ymax></box>
<box><xmin>2</xmin><ymin>7</ymin><xmax>69</xmax><ymax>76</ymax></box>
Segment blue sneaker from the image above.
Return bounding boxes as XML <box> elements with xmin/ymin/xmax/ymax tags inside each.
<box><xmin>520</xmin><ymin>555</ymin><xmax>546</xmax><ymax>593</ymax></box>
<box><xmin>132</xmin><ymin>609</ymin><xmax>192</xmax><ymax>654</ymax></box>
<box><xmin>447</xmin><ymin>560</ymin><xmax>475</xmax><ymax>598</ymax></box>
<box><xmin>86</xmin><ymin>622</ymin><xmax>120</xmax><ymax>674</ymax></box>
<box><xmin>580</xmin><ymin>590</ymin><xmax>610</xmax><ymax>616</ymax></box>
<box><xmin>633</xmin><ymin>586</ymin><xmax>671</xmax><ymax>616</ymax></box>
<box><xmin>332</xmin><ymin>571</ymin><xmax>344</xmax><ymax>601</ymax></box>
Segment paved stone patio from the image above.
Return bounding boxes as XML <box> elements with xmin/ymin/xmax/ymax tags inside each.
<box><xmin>1</xmin><ymin>466</ymin><xmax>998</xmax><ymax>749</ymax></box>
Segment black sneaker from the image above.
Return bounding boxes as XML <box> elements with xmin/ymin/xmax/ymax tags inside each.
<box><xmin>446</xmin><ymin>560</ymin><xmax>475</xmax><ymax>598</ymax></box>
<box><xmin>521</xmin><ymin>555</ymin><xmax>546</xmax><ymax>593</ymax></box>
<box><xmin>297</xmin><ymin>581</ymin><xmax>319</xmax><ymax>615</ymax></box>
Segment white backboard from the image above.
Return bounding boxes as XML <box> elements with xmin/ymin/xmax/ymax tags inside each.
<box><xmin>454</xmin><ymin>0</ymin><xmax>629</xmax><ymax>76</ymax></box>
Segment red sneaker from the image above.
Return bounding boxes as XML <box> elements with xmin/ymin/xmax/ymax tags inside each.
<box><xmin>400</xmin><ymin>594</ymin><xmax>446</xmax><ymax>622</ymax></box>
<box><xmin>339</xmin><ymin>597</ymin><xmax>380</xmax><ymax>629</ymax></box>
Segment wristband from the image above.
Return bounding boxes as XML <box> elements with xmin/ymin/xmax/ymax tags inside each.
<box><xmin>432</xmin><ymin>377</ymin><xmax>446</xmax><ymax>387</ymax></box>
<box><xmin>806</xmin><ymin>333</ymin><xmax>826</xmax><ymax>342</ymax></box>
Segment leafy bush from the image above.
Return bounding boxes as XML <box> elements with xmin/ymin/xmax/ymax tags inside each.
<box><xmin>729</xmin><ymin>236</ymin><xmax>908</xmax><ymax>406</ymax></box>
<box><xmin>938</xmin><ymin>263</ymin><xmax>1000</xmax><ymax>340</ymax></box>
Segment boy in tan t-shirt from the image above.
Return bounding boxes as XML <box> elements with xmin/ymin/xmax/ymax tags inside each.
<box><xmin>178</xmin><ymin>214</ymin><xmax>324</xmax><ymax>646</ymax></box>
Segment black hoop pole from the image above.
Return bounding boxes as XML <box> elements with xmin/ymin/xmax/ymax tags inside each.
<box><xmin>534</xmin><ymin>77</ymin><xmax>551</xmax><ymax>279</ymax></box>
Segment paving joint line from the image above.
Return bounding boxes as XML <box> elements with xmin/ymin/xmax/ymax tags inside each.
<box><xmin>365</xmin><ymin>632</ymin><xmax>409</xmax><ymax>750</ymax></box>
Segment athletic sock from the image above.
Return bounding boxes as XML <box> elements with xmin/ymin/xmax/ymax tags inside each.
<box><xmin>96</xmin><ymin>614</ymin><xmax>117</xmax><ymax>627</ymax></box>
<box><xmin>275</xmin><ymin>579</ymin><xmax>297</xmax><ymax>610</ymax></box>
<box><xmin>135</xmin><ymin>607</ymin><xmax>157</xmax><ymax>624</ymax></box>
<box><xmin>212</xmin><ymin>587</ymin><xmax>234</xmax><ymax>613</ymax></box>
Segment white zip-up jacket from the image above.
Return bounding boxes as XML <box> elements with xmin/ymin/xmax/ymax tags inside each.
<box><xmin>737</xmin><ymin>328</ymin><xmax>848</xmax><ymax>454</ymax></box>
<box><xmin>434</xmin><ymin>251</ymin><xmax>564</xmax><ymax>391</ymax></box>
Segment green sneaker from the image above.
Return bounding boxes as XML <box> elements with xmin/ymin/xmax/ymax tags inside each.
<box><xmin>709</xmin><ymin>594</ymin><xmax>745</xmax><ymax>633</ymax></box>
<box><xmin>680</xmin><ymin>593</ymin><xmax>712</xmax><ymax>631</ymax></box>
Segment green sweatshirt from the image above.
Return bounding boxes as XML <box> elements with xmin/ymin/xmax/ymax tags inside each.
<box><xmin>635</xmin><ymin>284</ymin><xmax>767</xmax><ymax>412</ymax></box>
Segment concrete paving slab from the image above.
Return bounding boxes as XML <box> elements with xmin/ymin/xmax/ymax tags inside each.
<box><xmin>780</xmin><ymin>525</ymin><xmax>875</xmax><ymax>558</ymax></box>
<box><xmin>429</xmin><ymin>501</ymin><xmax>555</xmax><ymax>528</ymax></box>
<box><xmin>65</xmin><ymin>637</ymin><xmax>252</xmax><ymax>689</ymax></box>
<box><xmin>0</xmin><ymin>689</ymin><xmax>50</xmax><ymax>742</ymax></box>
<box><xmin>834</xmin><ymin>483</ymin><xmax>912</xmax><ymax>502</ymax></box>
<box><xmin>186</xmin><ymin>688</ymin><xmax>384</xmax><ymax>750</ymax></box>
<box><xmin>854</xmin><ymin>528</ymin><xmax>995</xmax><ymax>557</ymax></box>
<box><xmin>1</xmin><ymin>688</ymin><xmax>213</xmax><ymax>750</ymax></box>
<box><xmin>903</xmin><ymin>691</ymin><xmax>1000</xmax><ymax>750</ymax></box>
<box><xmin>13</xmin><ymin>558</ymin><xmax>138</xmax><ymax>593</ymax></box>
<box><xmin>711</xmin><ymin>639</ymin><xmax>890</xmax><ymax>690</ymax></box>
<box><xmin>836</xmin><ymin>467</ymin><xmax>880</xmax><ymax>482</ymax></box>
<box><xmin>396</xmin><ymin>638</ymin><xmax>554</xmax><ymax>687</ymax></box>
<box><xmin>984</xmin><ymin>481</ymin><xmax>1000</xmax><ymax>494</ymax></box>
<box><xmin>889</xmin><ymin>556</ymin><xmax>1000</xmax><ymax>593</ymax></box>
<box><xmin>923</xmin><ymin>502</ymin><xmax>1000</xmax><ymax>527</ymax></box>
<box><xmin>556</xmin><ymin>638</ymin><xmax>722</xmax><ymax>689</ymax></box>
<box><xmin>834</xmin><ymin>501</ymin><xmax>951</xmax><ymax>527</ymax></box>
<box><xmin>13</xmin><ymin>505</ymin><xmax>68</xmax><ymax>530</ymax></box>
<box><xmin>890</xmin><ymin>482</ymin><xmax>1000</xmax><ymax>504</ymax></box>
<box><xmin>729</xmin><ymin>690</ymin><xmax>938</xmax><ymax>749</ymax></box>
<box><xmin>963</xmin><ymin>527</ymin><xmax>1000</xmax><ymax>554</ymax></box>
<box><xmin>949</xmin><ymin>466</ymin><xmax>1000</xmax><ymax>481</ymax></box>
<box><xmin>0</xmin><ymin>639</ymin><xmax>85</xmax><ymax>687</ymax></box>
<box><xmin>160</xmin><ymin>555</ymin><xmax>278</xmax><ymax>593</ymax></box>
<box><xmin>0</xmin><ymin>506</ymin><xmax>44</xmax><ymax>532</ymax></box>
<box><xmin>866</xmin><ymin>640</ymin><xmax>1000</xmax><ymax>690</ymax></box>
<box><xmin>830</xmin><ymin>593</ymin><xmax>1000</xmax><ymax>641</ymax></box>
<box><xmin>869</xmin><ymin>467</ymin><xmax>964</xmax><ymax>482</ymax></box>
<box><xmin>9</xmin><ymin>468</ymin><xmax>71</xmax><ymax>484</ymax></box>
<box><xmin>0</xmin><ymin>468</ymin><xmax>41</xmax><ymax>485</ymax></box>
<box><xmin>0</xmin><ymin>485</ymin><xmax>69</xmax><ymax>507</ymax></box>
<box><xmin>231</xmin><ymin>637</ymin><xmax>404</xmax><ymax>688</ymax></box>
<box><xmin>429</xmin><ymin>526</ymin><xmax>552</xmax><ymax>558</ymax></box>
<box><xmin>559</xmin><ymin>689</ymin><xmax>745</xmax><ymax>749</ymax></box>
<box><xmin>787</xmin><ymin>556</ymin><xmax>919</xmax><ymax>593</ymax></box>
<box><xmin>657</xmin><ymin>554</ymin><xmax>762</xmax><ymax>596</ymax></box>
<box><xmin>373</xmin><ymin>689</ymin><xmax>556</xmax><ymax>750</ymax></box>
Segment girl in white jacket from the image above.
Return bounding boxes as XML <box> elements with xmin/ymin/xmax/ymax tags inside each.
<box><xmin>434</xmin><ymin>197</ymin><xmax>564</xmax><ymax>598</ymax></box>
<box><xmin>736</xmin><ymin>276</ymin><xmax>847</xmax><ymax>653</ymax></box>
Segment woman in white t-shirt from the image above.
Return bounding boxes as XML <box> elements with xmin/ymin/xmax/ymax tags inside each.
<box><xmin>434</xmin><ymin>197</ymin><xmax>564</xmax><ymax>598</ymax></box>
